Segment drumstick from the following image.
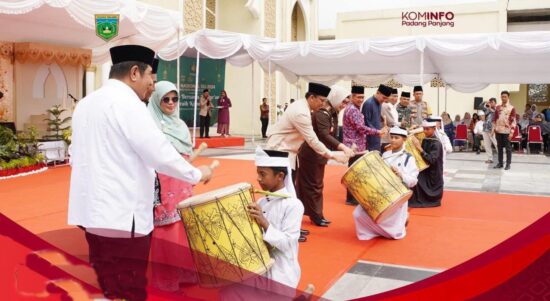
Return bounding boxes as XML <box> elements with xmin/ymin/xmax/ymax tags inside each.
<box><xmin>293</xmin><ymin>284</ymin><xmax>315</xmax><ymax>301</ymax></box>
<box><xmin>253</xmin><ymin>189</ymin><xmax>289</xmax><ymax>198</ymax></box>
<box><xmin>209</xmin><ymin>160</ymin><xmax>220</xmax><ymax>170</ymax></box>
<box><xmin>189</xmin><ymin>142</ymin><xmax>208</xmax><ymax>162</ymax></box>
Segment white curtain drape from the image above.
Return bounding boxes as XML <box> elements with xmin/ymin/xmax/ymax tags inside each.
<box><xmin>0</xmin><ymin>0</ymin><xmax>183</xmax><ymax>63</ymax></box>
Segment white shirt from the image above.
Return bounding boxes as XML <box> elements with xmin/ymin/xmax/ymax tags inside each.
<box><xmin>474</xmin><ymin>120</ymin><xmax>484</xmax><ymax>135</ymax></box>
<box><xmin>68</xmin><ymin>79</ymin><xmax>202</xmax><ymax>237</ymax></box>
<box><xmin>435</xmin><ymin>128</ymin><xmax>453</xmax><ymax>172</ymax></box>
<box><xmin>353</xmin><ymin>146</ymin><xmax>418</xmax><ymax>240</ymax></box>
<box><xmin>258</xmin><ymin>187</ymin><xmax>303</xmax><ymax>289</ymax></box>
<box><xmin>381</xmin><ymin>147</ymin><xmax>419</xmax><ymax>188</ymax></box>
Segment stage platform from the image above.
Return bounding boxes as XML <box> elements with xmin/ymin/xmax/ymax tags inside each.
<box><xmin>194</xmin><ymin>136</ymin><xmax>245</xmax><ymax>148</ymax></box>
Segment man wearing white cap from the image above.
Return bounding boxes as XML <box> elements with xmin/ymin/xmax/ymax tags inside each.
<box><xmin>353</xmin><ymin>126</ymin><xmax>419</xmax><ymax>240</ymax></box>
<box><xmin>473</xmin><ymin>111</ymin><xmax>486</xmax><ymax>155</ymax></box>
<box><xmin>296</xmin><ymin>85</ymin><xmax>353</xmax><ymax>228</ymax></box>
<box><xmin>409</xmin><ymin>120</ymin><xmax>444</xmax><ymax>208</ymax></box>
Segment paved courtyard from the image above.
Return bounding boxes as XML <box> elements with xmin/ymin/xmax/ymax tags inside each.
<box><xmin>199</xmin><ymin>138</ymin><xmax>550</xmax><ymax>300</ymax></box>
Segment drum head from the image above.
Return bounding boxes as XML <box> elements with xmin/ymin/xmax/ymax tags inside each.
<box><xmin>341</xmin><ymin>151</ymin><xmax>380</xmax><ymax>182</ymax></box>
<box><xmin>375</xmin><ymin>190</ymin><xmax>413</xmax><ymax>223</ymax></box>
<box><xmin>177</xmin><ymin>182</ymin><xmax>252</xmax><ymax>209</ymax></box>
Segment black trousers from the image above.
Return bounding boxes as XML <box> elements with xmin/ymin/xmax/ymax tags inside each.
<box><xmin>496</xmin><ymin>133</ymin><xmax>512</xmax><ymax>165</ymax></box>
<box><xmin>200</xmin><ymin>115</ymin><xmax>210</xmax><ymax>138</ymax></box>
<box><xmin>85</xmin><ymin>231</ymin><xmax>151</xmax><ymax>301</ymax></box>
<box><xmin>346</xmin><ymin>155</ymin><xmax>362</xmax><ymax>203</ymax></box>
<box><xmin>473</xmin><ymin>134</ymin><xmax>482</xmax><ymax>151</ymax></box>
<box><xmin>260</xmin><ymin>118</ymin><xmax>269</xmax><ymax>138</ymax></box>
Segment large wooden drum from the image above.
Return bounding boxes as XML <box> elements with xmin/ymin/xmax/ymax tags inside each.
<box><xmin>177</xmin><ymin>182</ymin><xmax>273</xmax><ymax>287</ymax></box>
<box><xmin>342</xmin><ymin>151</ymin><xmax>412</xmax><ymax>223</ymax></box>
<box><xmin>405</xmin><ymin>131</ymin><xmax>429</xmax><ymax>171</ymax></box>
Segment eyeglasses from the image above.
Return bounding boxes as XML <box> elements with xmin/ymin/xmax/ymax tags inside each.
<box><xmin>162</xmin><ymin>97</ymin><xmax>179</xmax><ymax>104</ymax></box>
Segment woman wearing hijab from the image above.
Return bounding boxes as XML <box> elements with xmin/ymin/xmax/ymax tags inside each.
<box><xmin>148</xmin><ymin>81</ymin><xmax>196</xmax><ymax>291</ymax></box>
<box><xmin>296</xmin><ymin>85</ymin><xmax>352</xmax><ymax>227</ymax></box>
<box><xmin>217</xmin><ymin>90</ymin><xmax>232</xmax><ymax>137</ymax></box>
<box><xmin>442</xmin><ymin>112</ymin><xmax>455</xmax><ymax>144</ymax></box>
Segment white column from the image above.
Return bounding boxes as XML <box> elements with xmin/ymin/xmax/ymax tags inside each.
<box><xmin>193</xmin><ymin>52</ymin><xmax>201</xmax><ymax>147</ymax></box>
<box><xmin>101</xmin><ymin>62</ymin><xmax>111</xmax><ymax>87</ymax></box>
<box><xmin>85</xmin><ymin>66</ymin><xmax>96</xmax><ymax>96</ymax></box>
<box><xmin>251</xmin><ymin>63</ymin><xmax>255</xmax><ymax>143</ymax></box>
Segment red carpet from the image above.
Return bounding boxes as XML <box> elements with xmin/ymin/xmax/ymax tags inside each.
<box><xmin>1</xmin><ymin>158</ymin><xmax>549</xmax><ymax>298</ymax></box>
<box><xmin>193</xmin><ymin>136</ymin><xmax>244</xmax><ymax>148</ymax></box>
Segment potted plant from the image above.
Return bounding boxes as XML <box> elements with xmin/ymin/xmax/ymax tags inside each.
<box><xmin>0</xmin><ymin>125</ymin><xmax>46</xmax><ymax>178</ymax></box>
<box><xmin>40</xmin><ymin>105</ymin><xmax>71</xmax><ymax>164</ymax></box>
<box><xmin>43</xmin><ymin>104</ymin><xmax>71</xmax><ymax>141</ymax></box>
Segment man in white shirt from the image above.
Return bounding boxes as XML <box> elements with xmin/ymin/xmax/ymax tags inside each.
<box><xmin>68</xmin><ymin>45</ymin><xmax>213</xmax><ymax>301</ymax></box>
<box><xmin>473</xmin><ymin>111</ymin><xmax>486</xmax><ymax>155</ymax></box>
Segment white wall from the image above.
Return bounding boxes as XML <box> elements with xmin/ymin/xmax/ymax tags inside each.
<box><xmin>15</xmin><ymin>62</ymin><xmax>81</xmax><ymax>132</ymax></box>
<box><xmin>331</xmin><ymin>1</ymin><xmax>518</xmax><ymax>119</ymax></box>
<box><xmin>217</xmin><ymin>0</ymin><xmax>262</xmax><ymax>135</ymax></box>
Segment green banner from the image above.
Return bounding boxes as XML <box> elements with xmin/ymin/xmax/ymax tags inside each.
<box><xmin>157</xmin><ymin>57</ymin><xmax>225</xmax><ymax>127</ymax></box>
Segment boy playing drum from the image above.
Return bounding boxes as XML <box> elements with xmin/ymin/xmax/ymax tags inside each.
<box><xmin>352</xmin><ymin>127</ymin><xmax>419</xmax><ymax>240</ymax></box>
<box><xmin>222</xmin><ymin>147</ymin><xmax>304</xmax><ymax>300</ymax></box>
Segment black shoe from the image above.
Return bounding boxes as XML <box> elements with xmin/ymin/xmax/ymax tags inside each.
<box><xmin>299</xmin><ymin>235</ymin><xmax>307</xmax><ymax>243</ymax></box>
<box><xmin>493</xmin><ymin>164</ymin><xmax>503</xmax><ymax>169</ymax></box>
<box><xmin>310</xmin><ymin>217</ymin><xmax>329</xmax><ymax>227</ymax></box>
<box><xmin>346</xmin><ymin>199</ymin><xmax>359</xmax><ymax>206</ymax></box>
<box><xmin>321</xmin><ymin>218</ymin><xmax>332</xmax><ymax>224</ymax></box>
<box><xmin>476</xmin><ymin>150</ymin><xmax>480</xmax><ymax>155</ymax></box>
<box><xmin>300</xmin><ymin>229</ymin><xmax>310</xmax><ymax>236</ymax></box>
<box><xmin>205</xmin><ymin>136</ymin><xmax>210</xmax><ymax>139</ymax></box>
<box><xmin>504</xmin><ymin>164</ymin><xmax>511</xmax><ymax>170</ymax></box>
<box><xmin>485</xmin><ymin>160</ymin><xmax>493</xmax><ymax>164</ymax></box>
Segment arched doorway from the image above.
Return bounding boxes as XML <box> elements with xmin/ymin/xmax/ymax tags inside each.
<box><xmin>291</xmin><ymin>2</ymin><xmax>306</xmax><ymax>41</ymax></box>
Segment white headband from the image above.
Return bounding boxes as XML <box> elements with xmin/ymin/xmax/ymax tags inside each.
<box><xmin>422</xmin><ymin>120</ymin><xmax>437</xmax><ymax>127</ymax></box>
<box><xmin>255</xmin><ymin>146</ymin><xmax>296</xmax><ymax>198</ymax></box>
<box><xmin>255</xmin><ymin>146</ymin><xmax>289</xmax><ymax>168</ymax></box>
<box><xmin>389</xmin><ymin>126</ymin><xmax>408</xmax><ymax>137</ymax></box>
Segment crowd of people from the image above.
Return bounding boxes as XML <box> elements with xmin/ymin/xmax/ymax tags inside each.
<box><xmin>438</xmin><ymin>95</ymin><xmax>550</xmax><ymax>168</ymax></box>
<box><xmin>66</xmin><ymin>43</ymin><xmax>549</xmax><ymax>301</ymax></box>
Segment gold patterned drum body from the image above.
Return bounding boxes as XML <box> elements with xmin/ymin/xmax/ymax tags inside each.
<box><xmin>342</xmin><ymin>151</ymin><xmax>412</xmax><ymax>223</ymax></box>
<box><xmin>177</xmin><ymin>182</ymin><xmax>273</xmax><ymax>287</ymax></box>
<box><xmin>405</xmin><ymin>131</ymin><xmax>429</xmax><ymax>171</ymax></box>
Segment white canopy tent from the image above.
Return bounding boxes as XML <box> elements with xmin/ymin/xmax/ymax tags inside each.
<box><xmin>158</xmin><ymin>29</ymin><xmax>278</xmax><ymax>144</ymax></box>
<box><xmin>159</xmin><ymin>29</ymin><xmax>550</xmax><ymax>93</ymax></box>
<box><xmin>265</xmin><ymin>31</ymin><xmax>550</xmax><ymax>93</ymax></box>
<box><xmin>156</xmin><ymin>29</ymin><xmax>550</xmax><ymax>139</ymax></box>
<box><xmin>0</xmin><ymin>0</ymin><xmax>183</xmax><ymax>63</ymax></box>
